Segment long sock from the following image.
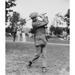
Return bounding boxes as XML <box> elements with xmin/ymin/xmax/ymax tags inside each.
<box><xmin>32</xmin><ymin>55</ymin><xmax>40</xmax><ymax>63</ymax></box>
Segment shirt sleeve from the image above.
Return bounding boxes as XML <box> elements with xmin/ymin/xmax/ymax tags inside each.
<box><xmin>32</xmin><ymin>17</ymin><xmax>49</xmax><ymax>28</ymax></box>
<box><xmin>38</xmin><ymin>16</ymin><xmax>49</xmax><ymax>26</ymax></box>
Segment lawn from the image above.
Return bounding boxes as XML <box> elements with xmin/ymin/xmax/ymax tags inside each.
<box><xmin>6</xmin><ymin>40</ymin><xmax>69</xmax><ymax>75</ymax></box>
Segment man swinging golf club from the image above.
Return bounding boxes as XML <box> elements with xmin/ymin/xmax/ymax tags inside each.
<box><xmin>27</xmin><ymin>12</ymin><xmax>49</xmax><ymax>72</ymax></box>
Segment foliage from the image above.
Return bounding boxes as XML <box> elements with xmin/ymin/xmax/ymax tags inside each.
<box><xmin>50</xmin><ymin>25</ymin><xmax>56</xmax><ymax>34</ymax></box>
<box><xmin>10</xmin><ymin>12</ymin><xmax>20</xmax><ymax>26</ymax></box>
<box><xmin>49</xmin><ymin>9</ymin><xmax>70</xmax><ymax>37</ymax></box>
<box><xmin>5</xmin><ymin>0</ymin><xmax>16</xmax><ymax>9</ymax></box>
<box><xmin>19</xmin><ymin>18</ymin><xmax>26</xmax><ymax>26</ymax></box>
<box><xmin>65</xmin><ymin>9</ymin><xmax>70</xmax><ymax>18</ymax></box>
<box><xmin>5</xmin><ymin>0</ymin><xmax>16</xmax><ymax>22</ymax></box>
<box><xmin>50</xmin><ymin>25</ymin><xmax>63</xmax><ymax>36</ymax></box>
<box><xmin>54</xmin><ymin>27</ymin><xmax>63</xmax><ymax>36</ymax></box>
<box><xmin>64</xmin><ymin>9</ymin><xmax>70</xmax><ymax>26</ymax></box>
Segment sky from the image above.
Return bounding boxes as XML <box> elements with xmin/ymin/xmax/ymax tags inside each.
<box><xmin>11</xmin><ymin>0</ymin><xmax>69</xmax><ymax>28</ymax></box>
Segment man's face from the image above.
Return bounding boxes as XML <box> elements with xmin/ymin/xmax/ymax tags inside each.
<box><xmin>32</xmin><ymin>17</ymin><xmax>37</xmax><ymax>22</ymax></box>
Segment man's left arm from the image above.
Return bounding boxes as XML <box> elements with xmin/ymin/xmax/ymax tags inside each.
<box><xmin>40</xmin><ymin>16</ymin><xmax>49</xmax><ymax>26</ymax></box>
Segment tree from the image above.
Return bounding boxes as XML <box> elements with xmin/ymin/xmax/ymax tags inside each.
<box><xmin>5</xmin><ymin>0</ymin><xmax>16</xmax><ymax>22</ymax></box>
<box><xmin>50</xmin><ymin>25</ymin><xmax>55</xmax><ymax>34</ymax></box>
<box><xmin>10</xmin><ymin>12</ymin><xmax>20</xmax><ymax>26</ymax></box>
<box><xmin>64</xmin><ymin>9</ymin><xmax>70</xmax><ymax>26</ymax></box>
<box><xmin>55</xmin><ymin>27</ymin><xmax>63</xmax><ymax>36</ymax></box>
<box><xmin>19</xmin><ymin>18</ymin><xmax>26</xmax><ymax>26</ymax></box>
<box><xmin>65</xmin><ymin>9</ymin><xmax>70</xmax><ymax>18</ymax></box>
<box><xmin>5</xmin><ymin>0</ymin><xmax>16</xmax><ymax>9</ymax></box>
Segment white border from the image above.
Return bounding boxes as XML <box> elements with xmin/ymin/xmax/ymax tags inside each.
<box><xmin>70</xmin><ymin>0</ymin><xmax>75</xmax><ymax>75</ymax></box>
<box><xmin>0</xmin><ymin>0</ymin><xmax>5</xmax><ymax>75</ymax></box>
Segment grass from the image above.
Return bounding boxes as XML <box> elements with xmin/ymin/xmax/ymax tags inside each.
<box><xmin>6</xmin><ymin>39</ymin><xmax>69</xmax><ymax>75</ymax></box>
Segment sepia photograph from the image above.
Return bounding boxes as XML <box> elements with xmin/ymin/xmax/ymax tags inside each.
<box><xmin>5</xmin><ymin>0</ymin><xmax>70</xmax><ymax>75</ymax></box>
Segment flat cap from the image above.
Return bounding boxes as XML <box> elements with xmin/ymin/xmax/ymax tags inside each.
<box><xmin>29</xmin><ymin>12</ymin><xmax>38</xmax><ymax>19</ymax></box>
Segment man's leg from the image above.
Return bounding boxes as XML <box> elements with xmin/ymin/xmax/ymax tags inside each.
<box><xmin>41</xmin><ymin>45</ymin><xmax>48</xmax><ymax>72</ymax></box>
<box><xmin>27</xmin><ymin>46</ymin><xmax>42</xmax><ymax>67</ymax></box>
<box><xmin>41</xmin><ymin>45</ymin><xmax>47</xmax><ymax>67</ymax></box>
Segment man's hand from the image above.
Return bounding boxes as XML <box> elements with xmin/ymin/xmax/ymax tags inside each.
<box><xmin>29</xmin><ymin>28</ymin><xmax>36</xmax><ymax>34</ymax></box>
